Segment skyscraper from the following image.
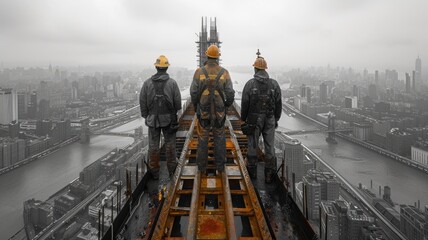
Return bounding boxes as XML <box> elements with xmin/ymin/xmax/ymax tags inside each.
<box><xmin>17</xmin><ymin>91</ymin><xmax>28</xmax><ymax>119</ymax></box>
<box><xmin>375</xmin><ymin>70</ymin><xmax>379</xmax><ymax>86</ymax></box>
<box><xmin>284</xmin><ymin>139</ymin><xmax>304</xmax><ymax>183</ymax></box>
<box><xmin>320</xmin><ymin>83</ymin><xmax>327</xmax><ymax>103</ymax></box>
<box><xmin>406</xmin><ymin>73</ymin><xmax>411</xmax><ymax>93</ymax></box>
<box><xmin>196</xmin><ymin>17</ymin><xmax>221</xmax><ymax>67</ymax></box>
<box><xmin>27</xmin><ymin>92</ymin><xmax>38</xmax><ymax>119</ymax></box>
<box><xmin>306</xmin><ymin>87</ymin><xmax>311</xmax><ymax>103</ymax></box>
<box><xmin>0</xmin><ymin>88</ymin><xmax>18</xmax><ymax>125</ymax></box>
<box><xmin>412</xmin><ymin>70</ymin><xmax>416</xmax><ymax>92</ymax></box>
<box><xmin>415</xmin><ymin>56</ymin><xmax>422</xmax><ymax>84</ymax></box>
<box><xmin>400</xmin><ymin>205</ymin><xmax>427</xmax><ymax>240</ymax></box>
<box><xmin>320</xmin><ymin>201</ymin><xmax>339</xmax><ymax>240</ymax></box>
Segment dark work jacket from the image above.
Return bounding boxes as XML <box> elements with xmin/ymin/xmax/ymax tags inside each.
<box><xmin>139</xmin><ymin>72</ymin><xmax>182</xmax><ymax>128</ymax></box>
<box><xmin>241</xmin><ymin>70</ymin><xmax>282</xmax><ymax>123</ymax></box>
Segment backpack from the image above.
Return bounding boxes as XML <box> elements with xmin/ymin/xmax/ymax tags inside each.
<box><xmin>249</xmin><ymin>79</ymin><xmax>275</xmax><ymax>117</ymax></box>
<box><xmin>152</xmin><ymin>79</ymin><xmax>174</xmax><ymax>115</ymax></box>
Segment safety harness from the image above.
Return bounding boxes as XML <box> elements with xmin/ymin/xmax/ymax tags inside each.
<box><xmin>198</xmin><ymin>67</ymin><xmax>226</xmax><ymax>127</ymax></box>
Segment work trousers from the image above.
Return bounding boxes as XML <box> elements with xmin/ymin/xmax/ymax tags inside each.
<box><xmin>247</xmin><ymin>115</ymin><xmax>277</xmax><ymax>172</ymax></box>
<box><xmin>148</xmin><ymin>126</ymin><xmax>177</xmax><ymax>176</ymax></box>
<box><xmin>196</xmin><ymin>118</ymin><xmax>226</xmax><ymax>172</ymax></box>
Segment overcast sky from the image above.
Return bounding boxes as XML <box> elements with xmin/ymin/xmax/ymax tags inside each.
<box><xmin>0</xmin><ymin>0</ymin><xmax>427</xmax><ymax>73</ymax></box>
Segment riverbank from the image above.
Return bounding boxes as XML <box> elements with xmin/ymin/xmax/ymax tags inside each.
<box><xmin>0</xmin><ymin>136</ymin><xmax>80</xmax><ymax>176</ymax></box>
<box><xmin>283</xmin><ymin>102</ymin><xmax>428</xmax><ymax>174</ymax></box>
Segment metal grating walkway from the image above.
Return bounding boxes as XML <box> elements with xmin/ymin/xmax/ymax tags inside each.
<box><xmin>150</xmin><ymin>105</ymin><xmax>272</xmax><ymax>240</ymax></box>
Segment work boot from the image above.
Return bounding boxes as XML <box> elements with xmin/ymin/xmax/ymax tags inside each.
<box><xmin>265</xmin><ymin>168</ymin><xmax>275</xmax><ymax>184</ymax></box>
<box><xmin>247</xmin><ymin>165</ymin><xmax>257</xmax><ymax>179</ymax></box>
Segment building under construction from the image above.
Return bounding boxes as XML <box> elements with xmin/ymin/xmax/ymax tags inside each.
<box><xmin>196</xmin><ymin>17</ymin><xmax>221</xmax><ymax>67</ymax></box>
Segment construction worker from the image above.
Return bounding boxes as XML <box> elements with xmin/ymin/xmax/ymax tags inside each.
<box><xmin>140</xmin><ymin>55</ymin><xmax>182</xmax><ymax>180</ymax></box>
<box><xmin>241</xmin><ymin>51</ymin><xmax>282</xmax><ymax>183</ymax></box>
<box><xmin>190</xmin><ymin>45</ymin><xmax>235</xmax><ymax>173</ymax></box>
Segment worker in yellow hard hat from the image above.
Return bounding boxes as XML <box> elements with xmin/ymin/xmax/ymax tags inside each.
<box><xmin>241</xmin><ymin>50</ymin><xmax>282</xmax><ymax>183</ymax></box>
<box><xmin>190</xmin><ymin>44</ymin><xmax>235</xmax><ymax>174</ymax></box>
<box><xmin>140</xmin><ymin>55</ymin><xmax>182</xmax><ymax>180</ymax></box>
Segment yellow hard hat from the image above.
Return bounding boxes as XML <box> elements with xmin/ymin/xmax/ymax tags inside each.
<box><xmin>205</xmin><ymin>45</ymin><xmax>221</xmax><ymax>58</ymax></box>
<box><xmin>253</xmin><ymin>57</ymin><xmax>268</xmax><ymax>70</ymax></box>
<box><xmin>154</xmin><ymin>55</ymin><xmax>170</xmax><ymax>68</ymax></box>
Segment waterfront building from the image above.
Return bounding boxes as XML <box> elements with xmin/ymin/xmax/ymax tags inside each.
<box><xmin>400</xmin><ymin>204</ymin><xmax>427</xmax><ymax>240</ymax></box>
<box><xmin>0</xmin><ymin>88</ymin><xmax>18</xmax><ymax>125</ymax></box>
<box><xmin>347</xmin><ymin>204</ymin><xmax>371</xmax><ymax>240</ymax></box>
<box><xmin>302</xmin><ymin>173</ymin><xmax>321</xmax><ymax>219</ymax></box>
<box><xmin>36</xmin><ymin>120</ymin><xmax>52</xmax><ymax>137</ymax></box>
<box><xmin>386</xmin><ymin>128</ymin><xmax>413</xmax><ymax>157</ymax></box>
<box><xmin>411</xmin><ymin>142</ymin><xmax>428</xmax><ymax>166</ymax></box>
<box><xmin>352</xmin><ymin>122</ymin><xmax>372</xmax><ymax>141</ymax></box>
<box><xmin>360</xmin><ymin>225</ymin><xmax>387</xmax><ymax>240</ymax></box>
<box><xmin>373</xmin><ymin>198</ymin><xmax>400</xmax><ymax>228</ymax></box>
<box><xmin>320</xmin><ymin>201</ymin><xmax>339</xmax><ymax>240</ymax></box>
<box><xmin>284</xmin><ymin>139</ymin><xmax>304</xmax><ymax>183</ymax></box>
<box><xmin>23</xmin><ymin>199</ymin><xmax>53</xmax><ymax>232</ymax></box>
<box><xmin>302</xmin><ymin>169</ymin><xmax>340</xmax><ymax>220</ymax></box>
<box><xmin>53</xmin><ymin>193</ymin><xmax>80</xmax><ymax>219</ymax></box>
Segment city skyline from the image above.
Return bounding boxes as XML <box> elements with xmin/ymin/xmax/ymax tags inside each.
<box><xmin>0</xmin><ymin>0</ymin><xmax>427</xmax><ymax>72</ymax></box>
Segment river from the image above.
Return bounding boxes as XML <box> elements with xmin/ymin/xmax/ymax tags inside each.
<box><xmin>0</xmin><ymin>135</ymin><xmax>133</xmax><ymax>239</ymax></box>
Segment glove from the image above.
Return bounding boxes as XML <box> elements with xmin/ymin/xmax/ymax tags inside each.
<box><xmin>275</xmin><ymin>121</ymin><xmax>278</xmax><ymax>129</ymax></box>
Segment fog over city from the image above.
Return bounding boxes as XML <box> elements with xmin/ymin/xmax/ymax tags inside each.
<box><xmin>1</xmin><ymin>0</ymin><xmax>427</xmax><ymax>72</ymax></box>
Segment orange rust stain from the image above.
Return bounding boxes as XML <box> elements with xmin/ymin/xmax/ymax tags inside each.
<box><xmin>199</xmin><ymin>218</ymin><xmax>223</xmax><ymax>236</ymax></box>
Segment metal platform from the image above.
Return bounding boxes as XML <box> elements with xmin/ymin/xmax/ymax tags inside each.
<box><xmin>108</xmin><ymin>102</ymin><xmax>316</xmax><ymax>240</ymax></box>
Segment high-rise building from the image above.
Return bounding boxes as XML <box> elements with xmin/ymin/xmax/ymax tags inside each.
<box><xmin>375</xmin><ymin>70</ymin><xmax>379</xmax><ymax>86</ymax></box>
<box><xmin>368</xmin><ymin>84</ymin><xmax>377</xmax><ymax>100</ymax></box>
<box><xmin>320</xmin><ymin>201</ymin><xmax>339</xmax><ymax>240</ymax></box>
<box><xmin>300</xmin><ymin>84</ymin><xmax>306</xmax><ymax>98</ymax></box>
<box><xmin>283</xmin><ymin>139</ymin><xmax>304</xmax><ymax>183</ymax></box>
<box><xmin>27</xmin><ymin>92</ymin><xmax>38</xmax><ymax>119</ymax></box>
<box><xmin>352</xmin><ymin>85</ymin><xmax>359</xmax><ymax>98</ymax></box>
<box><xmin>302</xmin><ymin>174</ymin><xmax>321</xmax><ymax>219</ymax></box>
<box><xmin>320</xmin><ymin>83</ymin><xmax>328</xmax><ymax>103</ymax></box>
<box><xmin>415</xmin><ymin>56</ymin><xmax>422</xmax><ymax>85</ymax></box>
<box><xmin>302</xmin><ymin>169</ymin><xmax>340</xmax><ymax>220</ymax></box>
<box><xmin>306</xmin><ymin>87</ymin><xmax>311</xmax><ymax>103</ymax></box>
<box><xmin>406</xmin><ymin>73</ymin><xmax>411</xmax><ymax>93</ymax></box>
<box><xmin>400</xmin><ymin>205</ymin><xmax>427</xmax><ymax>240</ymax></box>
<box><xmin>412</xmin><ymin>70</ymin><xmax>416</xmax><ymax>92</ymax></box>
<box><xmin>347</xmin><ymin>204</ymin><xmax>371</xmax><ymax>240</ymax></box>
<box><xmin>39</xmin><ymin>81</ymin><xmax>49</xmax><ymax>102</ymax></box>
<box><xmin>0</xmin><ymin>88</ymin><xmax>18</xmax><ymax>125</ymax></box>
<box><xmin>196</xmin><ymin>17</ymin><xmax>221</xmax><ymax>67</ymax></box>
<box><xmin>17</xmin><ymin>91</ymin><xmax>28</xmax><ymax>119</ymax></box>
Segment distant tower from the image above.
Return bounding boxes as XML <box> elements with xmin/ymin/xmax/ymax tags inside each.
<box><xmin>79</xmin><ymin>117</ymin><xmax>90</xmax><ymax>143</ymax></box>
<box><xmin>406</xmin><ymin>73</ymin><xmax>411</xmax><ymax>93</ymax></box>
<box><xmin>320</xmin><ymin>83</ymin><xmax>327</xmax><ymax>103</ymax></box>
<box><xmin>415</xmin><ymin>56</ymin><xmax>422</xmax><ymax>84</ymax></box>
<box><xmin>196</xmin><ymin>17</ymin><xmax>222</xmax><ymax>67</ymax></box>
<box><xmin>412</xmin><ymin>70</ymin><xmax>416</xmax><ymax>92</ymax></box>
<box><xmin>0</xmin><ymin>88</ymin><xmax>18</xmax><ymax>125</ymax></box>
<box><xmin>326</xmin><ymin>112</ymin><xmax>337</xmax><ymax>144</ymax></box>
<box><xmin>375</xmin><ymin>70</ymin><xmax>379</xmax><ymax>86</ymax></box>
